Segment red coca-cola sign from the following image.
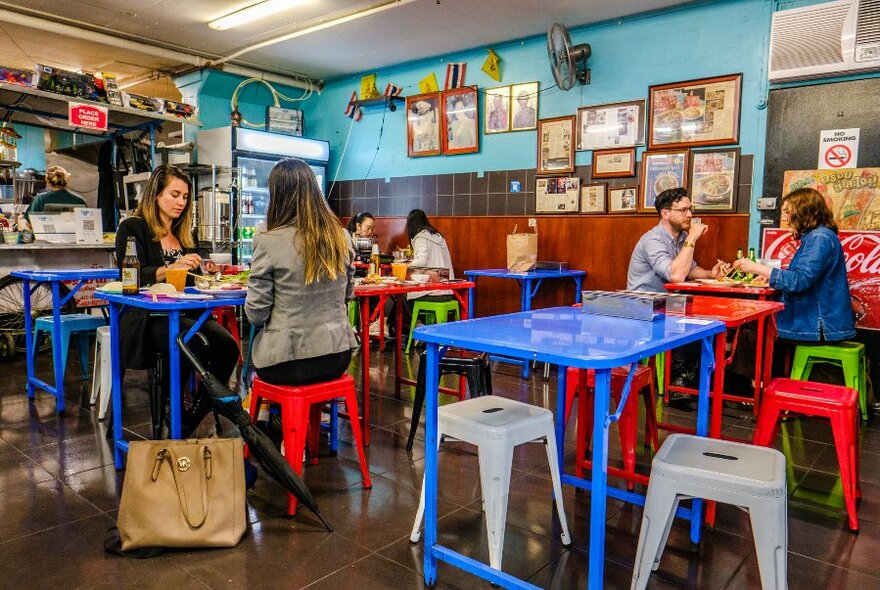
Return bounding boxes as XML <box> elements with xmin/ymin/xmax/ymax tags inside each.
<box><xmin>762</xmin><ymin>228</ymin><xmax>880</xmax><ymax>330</ymax></box>
<box><xmin>68</xmin><ymin>102</ymin><xmax>108</xmax><ymax>131</ymax></box>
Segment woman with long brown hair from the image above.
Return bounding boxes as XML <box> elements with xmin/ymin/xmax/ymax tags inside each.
<box><xmin>115</xmin><ymin>165</ymin><xmax>239</xmax><ymax>435</ymax></box>
<box><xmin>735</xmin><ymin>187</ymin><xmax>855</xmax><ymax>343</ymax></box>
<box><xmin>245</xmin><ymin>158</ymin><xmax>356</xmax><ymax>385</ymax></box>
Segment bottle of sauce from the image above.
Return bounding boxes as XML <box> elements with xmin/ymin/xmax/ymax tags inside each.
<box><xmin>121</xmin><ymin>237</ymin><xmax>140</xmax><ymax>295</ymax></box>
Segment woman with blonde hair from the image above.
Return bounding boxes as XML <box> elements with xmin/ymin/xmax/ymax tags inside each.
<box><xmin>246</xmin><ymin>158</ymin><xmax>357</xmax><ymax>386</ymax></box>
<box><xmin>115</xmin><ymin>164</ymin><xmax>239</xmax><ymax>435</ymax></box>
<box><xmin>27</xmin><ymin>165</ymin><xmax>87</xmax><ymax>214</ymax></box>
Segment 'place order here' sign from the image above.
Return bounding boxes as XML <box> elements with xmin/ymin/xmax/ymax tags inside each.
<box><xmin>68</xmin><ymin>102</ymin><xmax>108</xmax><ymax>131</ymax></box>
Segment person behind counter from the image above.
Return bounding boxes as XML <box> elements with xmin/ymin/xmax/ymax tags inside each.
<box><xmin>115</xmin><ymin>164</ymin><xmax>239</xmax><ymax>435</ymax></box>
<box><xmin>26</xmin><ymin>166</ymin><xmax>87</xmax><ymax>215</ymax></box>
<box><xmin>347</xmin><ymin>211</ymin><xmax>375</xmax><ymax>240</ymax></box>
<box><xmin>245</xmin><ymin>158</ymin><xmax>357</xmax><ymax>386</ymax></box>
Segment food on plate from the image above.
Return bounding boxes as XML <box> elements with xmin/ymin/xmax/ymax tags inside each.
<box><xmin>653</xmin><ymin>173</ymin><xmax>679</xmax><ymax>195</ymax></box>
<box><xmin>681</xmin><ymin>105</ymin><xmax>704</xmax><ymax>120</ymax></box>
<box><xmin>147</xmin><ymin>283</ymin><xmax>177</xmax><ymax>295</ymax></box>
<box><xmin>361</xmin><ymin>273</ymin><xmax>383</xmax><ymax>285</ymax></box>
<box><xmin>654</xmin><ymin>110</ymin><xmax>682</xmax><ymax>131</ymax></box>
<box><xmin>98</xmin><ymin>281</ymin><xmax>123</xmax><ymax>293</ymax></box>
<box><xmin>699</xmin><ymin>173</ymin><xmax>731</xmax><ymax>199</ymax></box>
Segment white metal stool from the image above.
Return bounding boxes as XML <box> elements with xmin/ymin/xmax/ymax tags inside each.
<box><xmin>89</xmin><ymin>326</ymin><xmax>112</xmax><ymax>420</ymax></box>
<box><xmin>410</xmin><ymin>395</ymin><xmax>571</xmax><ymax>572</ymax></box>
<box><xmin>631</xmin><ymin>433</ymin><xmax>788</xmax><ymax>590</ymax></box>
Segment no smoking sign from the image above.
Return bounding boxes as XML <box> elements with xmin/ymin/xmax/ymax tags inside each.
<box><xmin>819</xmin><ymin>128</ymin><xmax>859</xmax><ymax>169</ymax></box>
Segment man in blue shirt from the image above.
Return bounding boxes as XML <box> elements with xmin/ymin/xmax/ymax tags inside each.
<box><xmin>627</xmin><ymin>187</ymin><xmax>726</xmax><ymax>405</ymax></box>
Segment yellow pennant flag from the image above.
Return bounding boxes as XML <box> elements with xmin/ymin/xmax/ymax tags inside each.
<box><xmin>482</xmin><ymin>48</ymin><xmax>501</xmax><ymax>82</ymax></box>
<box><xmin>418</xmin><ymin>72</ymin><xmax>439</xmax><ymax>94</ymax></box>
<box><xmin>360</xmin><ymin>73</ymin><xmax>380</xmax><ymax>99</ymax></box>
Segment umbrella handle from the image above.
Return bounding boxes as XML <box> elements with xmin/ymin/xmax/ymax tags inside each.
<box><xmin>176</xmin><ymin>332</ymin><xmax>210</xmax><ymax>376</ymax></box>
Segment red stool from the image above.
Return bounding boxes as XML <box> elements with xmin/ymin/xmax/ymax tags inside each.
<box><xmin>566</xmin><ymin>365</ymin><xmax>660</xmax><ymax>490</ymax></box>
<box><xmin>753</xmin><ymin>377</ymin><xmax>860</xmax><ymax>531</ymax></box>
<box><xmin>213</xmin><ymin>306</ymin><xmax>242</xmax><ymax>361</ymax></box>
<box><xmin>249</xmin><ymin>374</ymin><xmax>372</xmax><ymax>515</ymax></box>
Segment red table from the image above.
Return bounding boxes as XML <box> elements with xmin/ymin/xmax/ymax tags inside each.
<box><xmin>353</xmin><ymin>280</ymin><xmax>474</xmax><ymax>445</ymax></box>
<box><xmin>665</xmin><ymin>281</ymin><xmax>777</xmax><ymax>300</ymax></box>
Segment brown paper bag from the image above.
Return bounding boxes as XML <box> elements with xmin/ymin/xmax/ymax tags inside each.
<box><xmin>507</xmin><ymin>225</ymin><xmax>537</xmax><ymax>272</ymax></box>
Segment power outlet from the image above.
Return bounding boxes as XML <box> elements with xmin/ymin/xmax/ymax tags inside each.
<box><xmin>528</xmin><ymin>218</ymin><xmax>537</xmax><ymax>228</ymax></box>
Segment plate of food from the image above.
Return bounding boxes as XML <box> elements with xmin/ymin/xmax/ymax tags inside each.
<box><xmin>697</xmin><ymin>173</ymin><xmax>732</xmax><ymax>201</ymax></box>
<box><xmin>695</xmin><ymin>278</ymin><xmax>744</xmax><ymax>287</ymax></box>
<box><xmin>653</xmin><ymin>173</ymin><xmax>679</xmax><ymax>195</ymax></box>
<box><xmin>194</xmin><ymin>286</ymin><xmax>247</xmax><ymax>299</ymax></box>
<box><xmin>681</xmin><ymin>105</ymin><xmax>705</xmax><ymax>121</ymax></box>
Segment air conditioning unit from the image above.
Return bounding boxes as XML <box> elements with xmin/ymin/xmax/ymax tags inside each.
<box><xmin>769</xmin><ymin>0</ymin><xmax>880</xmax><ymax>83</ymax></box>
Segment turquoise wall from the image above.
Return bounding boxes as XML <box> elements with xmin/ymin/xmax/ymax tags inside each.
<box><xmin>16</xmin><ymin>124</ymin><xmax>45</xmax><ymax>170</ymax></box>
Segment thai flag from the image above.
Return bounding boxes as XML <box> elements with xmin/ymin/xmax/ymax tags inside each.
<box><xmin>344</xmin><ymin>91</ymin><xmax>358</xmax><ymax>117</ymax></box>
<box><xmin>384</xmin><ymin>83</ymin><xmax>402</xmax><ymax>97</ymax></box>
<box><xmin>444</xmin><ymin>63</ymin><xmax>467</xmax><ymax>90</ymax></box>
<box><xmin>353</xmin><ymin>106</ymin><xmax>362</xmax><ymax>122</ymax></box>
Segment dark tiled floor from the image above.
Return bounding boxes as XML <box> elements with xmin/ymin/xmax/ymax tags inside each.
<box><xmin>2</xmin><ymin>343</ymin><xmax>880</xmax><ymax>589</ymax></box>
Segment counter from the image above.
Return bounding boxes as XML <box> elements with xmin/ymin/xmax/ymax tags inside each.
<box><xmin>0</xmin><ymin>242</ymin><xmax>115</xmax><ymax>275</ymax></box>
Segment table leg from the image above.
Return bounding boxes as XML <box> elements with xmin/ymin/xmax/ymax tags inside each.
<box><xmin>110</xmin><ymin>304</ymin><xmax>124</xmax><ymax>468</ymax></box>
<box><xmin>466</xmin><ymin>275</ymin><xmax>475</xmax><ymax>317</ymax></box>
<box><xmin>394</xmin><ymin>295</ymin><xmax>402</xmax><ymax>399</ymax></box>
<box><xmin>555</xmin><ymin>368</ymin><xmax>567</xmax><ymax>472</ymax></box>
<box><xmin>168</xmin><ymin>312</ymin><xmax>182</xmax><ymax>439</ymax></box>
<box><xmin>690</xmin><ymin>336</ymin><xmax>715</xmax><ymax>544</ymax></box>
<box><xmin>50</xmin><ymin>281</ymin><xmax>65</xmax><ymax>412</ymax></box>
<box><xmin>359</xmin><ymin>296</ymin><xmax>371</xmax><ymax>447</ymax></box>
<box><xmin>754</xmin><ymin>316</ymin><xmax>766</xmax><ymax>415</ymax></box>
<box><xmin>573</xmin><ymin>276</ymin><xmax>583</xmax><ymax>303</ymax></box>
<box><xmin>710</xmin><ymin>332</ymin><xmax>726</xmax><ymax>440</ymax></box>
<box><xmin>423</xmin><ymin>342</ymin><xmax>440</xmax><ymax>586</ymax></box>
<box><xmin>761</xmin><ymin>317</ymin><xmax>777</xmax><ymax>411</ymax></box>
<box><xmin>522</xmin><ymin>280</ymin><xmax>531</xmax><ymax>378</ymax></box>
<box><xmin>587</xmin><ymin>368</ymin><xmax>611</xmax><ymax>589</ymax></box>
<box><xmin>22</xmin><ymin>278</ymin><xmax>34</xmax><ymax>399</ymax></box>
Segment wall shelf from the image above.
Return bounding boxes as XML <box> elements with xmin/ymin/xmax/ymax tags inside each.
<box><xmin>348</xmin><ymin>95</ymin><xmax>405</xmax><ymax>112</ymax></box>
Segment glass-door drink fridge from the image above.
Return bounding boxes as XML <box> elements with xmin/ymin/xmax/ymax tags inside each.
<box><xmin>197</xmin><ymin>126</ymin><xmax>330</xmax><ymax>263</ymax></box>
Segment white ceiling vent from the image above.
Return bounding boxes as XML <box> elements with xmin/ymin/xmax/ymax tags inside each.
<box><xmin>770</xmin><ymin>0</ymin><xmax>880</xmax><ymax>82</ymax></box>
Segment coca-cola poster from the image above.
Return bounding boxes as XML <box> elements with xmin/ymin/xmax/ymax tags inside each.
<box><xmin>763</xmin><ymin>228</ymin><xmax>880</xmax><ymax>330</ymax></box>
<box><xmin>782</xmin><ymin>168</ymin><xmax>880</xmax><ymax>230</ymax></box>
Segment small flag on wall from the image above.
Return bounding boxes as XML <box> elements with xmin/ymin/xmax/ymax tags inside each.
<box><xmin>344</xmin><ymin>91</ymin><xmax>362</xmax><ymax>121</ymax></box>
<box><xmin>384</xmin><ymin>82</ymin><xmax>403</xmax><ymax>97</ymax></box>
<box><xmin>445</xmin><ymin>62</ymin><xmax>467</xmax><ymax>89</ymax></box>
<box><xmin>360</xmin><ymin>73</ymin><xmax>380</xmax><ymax>99</ymax></box>
<box><xmin>418</xmin><ymin>73</ymin><xmax>439</xmax><ymax>94</ymax></box>
<box><xmin>481</xmin><ymin>49</ymin><xmax>501</xmax><ymax>82</ymax></box>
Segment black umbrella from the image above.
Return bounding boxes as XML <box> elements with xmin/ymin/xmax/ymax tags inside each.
<box><xmin>176</xmin><ymin>333</ymin><xmax>333</xmax><ymax>532</ymax></box>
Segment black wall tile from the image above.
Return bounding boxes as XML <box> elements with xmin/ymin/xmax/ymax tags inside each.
<box><xmin>379</xmin><ymin>179</ymin><xmax>392</xmax><ymax>198</ymax></box>
<box><xmin>506</xmin><ymin>193</ymin><xmax>526</xmax><ymax>215</ymax></box>
<box><xmin>437</xmin><ymin>195</ymin><xmax>453</xmax><ymax>215</ymax></box>
<box><xmin>740</xmin><ymin>154</ymin><xmax>754</xmax><ymax>182</ymax></box>
<box><xmin>364</xmin><ymin>197</ymin><xmax>379</xmax><ymax>216</ymax></box>
<box><xmin>453</xmin><ymin>172</ymin><xmax>471</xmax><ymax>195</ymax></box>
<box><xmin>452</xmin><ymin>193</ymin><xmax>470</xmax><ymax>215</ymax></box>
<box><xmin>378</xmin><ymin>197</ymin><xmax>394</xmax><ymax>217</ymax></box>
<box><xmin>487</xmin><ymin>193</ymin><xmax>506</xmax><ymax>215</ymax></box>
<box><xmin>488</xmin><ymin>170</ymin><xmax>508</xmax><ymax>193</ymax></box>
<box><xmin>471</xmin><ymin>172</ymin><xmax>488</xmax><ymax>195</ymax></box>
<box><xmin>525</xmin><ymin>169</ymin><xmax>536</xmax><ymax>193</ymax></box>
<box><xmin>508</xmin><ymin>169</ymin><xmax>526</xmax><ymax>193</ymax></box>
<box><xmin>437</xmin><ymin>173</ymin><xmax>453</xmax><ymax>196</ymax></box>
<box><xmin>524</xmin><ymin>193</ymin><xmax>536</xmax><ymax>215</ymax></box>
<box><xmin>421</xmin><ymin>194</ymin><xmax>438</xmax><ymax>215</ymax></box>
<box><xmin>421</xmin><ymin>175</ymin><xmax>437</xmax><ymax>197</ymax></box>
<box><xmin>350</xmin><ymin>197</ymin><xmax>366</xmax><ymax>218</ymax></box>
<box><xmin>366</xmin><ymin>178</ymin><xmax>380</xmax><ymax>199</ymax></box>
<box><xmin>471</xmin><ymin>194</ymin><xmax>488</xmax><ymax>216</ymax></box>
<box><xmin>340</xmin><ymin>180</ymin><xmax>352</xmax><ymax>201</ymax></box>
<box><xmin>390</xmin><ymin>176</ymin><xmax>406</xmax><ymax>198</ymax></box>
<box><xmin>404</xmin><ymin>175</ymin><xmax>420</xmax><ymax>198</ymax></box>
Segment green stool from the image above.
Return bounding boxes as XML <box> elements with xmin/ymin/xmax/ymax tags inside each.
<box><xmin>348</xmin><ymin>300</ymin><xmax>358</xmax><ymax>328</ymax></box>
<box><xmin>406</xmin><ymin>299</ymin><xmax>460</xmax><ymax>353</ymax></box>
<box><xmin>790</xmin><ymin>341</ymin><xmax>867</xmax><ymax>420</ymax></box>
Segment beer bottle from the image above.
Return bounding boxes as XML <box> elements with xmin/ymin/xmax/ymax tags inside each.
<box><xmin>369</xmin><ymin>242</ymin><xmax>380</xmax><ymax>275</ymax></box>
<box><xmin>121</xmin><ymin>237</ymin><xmax>140</xmax><ymax>295</ymax></box>
<box><xmin>736</xmin><ymin>247</ymin><xmax>744</xmax><ymax>260</ymax></box>
<box><xmin>748</xmin><ymin>247</ymin><xmax>756</xmax><ymax>262</ymax></box>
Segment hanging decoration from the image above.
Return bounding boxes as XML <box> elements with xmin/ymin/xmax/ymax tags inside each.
<box><xmin>229</xmin><ymin>77</ymin><xmax>313</xmax><ymax>129</ymax></box>
<box><xmin>344</xmin><ymin>91</ymin><xmax>363</xmax><ymax>122</ymax></box>
<box><xmin>482</xmin><ymin>48</ymin><xmax>501</xmax><ymax>82</ymax></box>
<box><xmin>360</xmin><ymin>74</ymin><xmax>380</xmax><ymax>99</ymax></box>
<box><xmin>444</xmin><ymin>62</ymin><xmax>467</xmax><ymax>90</ymax></box>
<box><xmin>384</xmin><ymin>82</ymin><xmax>403</xmax><ymax>97</ymax></box>
<box><xmin>419</xmin><ymin>73</ymin><xmax>439</xmax><ymax>94</ymax></box>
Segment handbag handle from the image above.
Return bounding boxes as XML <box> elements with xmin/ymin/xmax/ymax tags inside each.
<box><xmin>151</xmin><ymin>446</ymin><xmax>212</xmax><ymax>529</ymax></box>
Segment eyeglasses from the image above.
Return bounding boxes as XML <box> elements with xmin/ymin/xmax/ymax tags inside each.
<box><xmin>667</xmin><ymin>206</ymin><xmax>695</xmax><ymax>214</ymax></box>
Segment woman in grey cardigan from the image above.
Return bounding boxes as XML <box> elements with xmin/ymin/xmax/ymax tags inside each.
<box><xmin>245</xmin><ymin>159</ymin><xmax>357</xmax><ymax>385</ymax></box>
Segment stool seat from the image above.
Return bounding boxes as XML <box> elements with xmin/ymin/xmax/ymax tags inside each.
<box><xmin>406</xmin><ymin>299</ymin><xmax>460</xmax><ymax>353</ymax></box>
<box><xmin>88</xmin><ymin>326</ymin><xmax>112</xmax><ymax>420</ymax></box>
<box><xmin>790</xmin><ymin>341</ymin><xmax>866</xmax><ymax>420</ymax></box>
<box><xmin>34</xmin><ymin>313</ymin><xmax>105</xmax><ymax>381</ymax></box>
<box><xmin>631</xmin><ymin>434</ymin><xmax>787</xmax><ymax>590</ymax></box>
<box><xmin>411</xmin><ymin>395</ymin><xmax>571</xmax><ymax>574</ymax></box>
<box><xmin>249</xmin><ymin>374</ymin><xmax>371</xmax><ymax>515</ymax></box>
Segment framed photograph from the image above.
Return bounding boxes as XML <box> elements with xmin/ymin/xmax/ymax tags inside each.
<box><xmin>536</xmin><ymin>177</ymin><xmax>580</xmax><ymax>213</ymax></box>
<box><xmin>537</xmin><ymin>115</ymin><xmax>575</xmax><ymax>175</ymax></box>
<box><xmin>639</xmin><ymin>149</ymin><xmax>689</xmax><ymax>212</ymax></box>
<box><xmin>592</xmin><ymin>147</ymin><xmax>636</xmax><ymax>178</ymax></box>
<box><xmin>406</xmin><ymin>92</ymin><xmax>441</xmax><ymax>157</ymax></box>
<box><xmin>609</xmin><ymin>185</ymin><xmax>639</xmax><ymax>213</ymax></box>
<box><xmin>690</xmin><ymin>147</ymin><xmax>740</xmax><ymax>212</ymax></box>
<box><xmin>648</xmin><ymin>73</ymin><xmax>742</xmax><ymax>149</ymax></box>
<box><xmin>510</xmin><ymin>81</ymin><xmax>539</xmax><ymax>131</ymax></box>
<box><xmin>484</xmin><ymin>85</ymin><xmax>510</xmax><ymax>134</ymax></box>
<box><xmin>266</xmin><ymin>106</ymin><xmax>303</xmax><ymax>136</ymax></box>
<box><xmin>577</xmin><ymin>99</ymin><xmax>645</xmax><ymax>151</ymax></box>
<box><xmin>580</xmin><ymin>182</ymin><xmax>607</xmax><ymax>214</ymax></box>
<box><xmin>441</xmin><ymin>86</ymin><xmax>479</xmax><ymax>155</ymax></box>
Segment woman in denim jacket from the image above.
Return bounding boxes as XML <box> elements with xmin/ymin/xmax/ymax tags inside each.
<box><xmin>734</xmin><ymin>188</ymin><xmax>855</xmax><ymax>342</ymax></box>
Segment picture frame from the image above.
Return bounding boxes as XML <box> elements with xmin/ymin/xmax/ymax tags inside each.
<box><xmin>484</xmin><ymin>85</ymin><xmax>511</xmax><ymax>134</ymax></box>
<box><xmin>441</xmin><ymin>86</ymin><xmax>479</xmax><ymax>155</ymax></box>
<box><xmin>577</xmin><ymin>99</ymin><xmax>646</xmax><ymax>151</ymax></box>
<box><xmin>609</xmin><ymin>185</ymin><xmax>639</xmax><ymax>213</ymax></box>
<box><xmin>639</xmin><ymin>149</ymin><xmax>689</xmax><ymax>213</ymax></box>
<box><xmin>536</xmin><ymin>115</ymin><xmax>576</xmax><ymax>175</ymax></box>
<box><xmin>536</xmin><ymin>176</ymin><xmax>580</xmax><ymax>214</ymax></box>
<box><xmin>266</xmin><ymin>106</ymin><xmax>303</xmax><ymax>136</ymax></box>
<box><xmin>690</xmin><ymin>147</ymin><xmax>740</xmax><ymax>212</ymax></box>
<box><xmin>510</xmin><ymin>81</ymin><xmax>539</xmax><ymax>131</ymax></box>
<box><xmin>648</xmin><ymin>73</ymin><xmax>742</xmax><ymax>149</ymax></box>
<box><xmin>580</xmin><ymin>182</ymin><xmax>607</xmax><ymax>214</ymax></box>
<box><xmin>591</xmin><ymin>147</ymin><xmax>636</xmax><ymax>178</ymax></box>
<box><xmin>406</xmin><ymin>92</ymin><xmax>441</xmax><ymax>157</ymax></box>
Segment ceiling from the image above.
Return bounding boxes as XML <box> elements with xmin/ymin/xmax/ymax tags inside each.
<box><xmin>0</xmin><ymin>0</ymin><xmax>696</xmax><ymax>96</ymax></box>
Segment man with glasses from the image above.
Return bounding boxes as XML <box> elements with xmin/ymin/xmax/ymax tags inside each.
<box><xmin>627</xmin><ymin>187</ymin><xmax>727</xmax><ymax>405</ymax></box>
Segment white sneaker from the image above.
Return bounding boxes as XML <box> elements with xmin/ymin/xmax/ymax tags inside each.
<box><xmin>368</xmin><ymin>319</ymin><xmax>388</xmax><ymax>338</ymax></box>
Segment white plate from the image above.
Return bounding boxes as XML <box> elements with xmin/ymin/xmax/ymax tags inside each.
<box><xmin>194</xmin><ymin>287</ymin><xmax>247</xmax><ymax>299</ymax></box>
<box><xmin>695</xmin><ymin>278</ymin><xmax>743</xmax><ymax>287</ymax></box>
<box><xmin>167</xmin><ymin>293</ymin><xmax>212</xmax><ymax>300</ymax></box>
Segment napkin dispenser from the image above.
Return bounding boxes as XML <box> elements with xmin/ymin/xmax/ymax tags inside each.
<box><xmin>581</xmin><ymin>290</ymin><xmax>687</xmax><ymax>321</ymax></box>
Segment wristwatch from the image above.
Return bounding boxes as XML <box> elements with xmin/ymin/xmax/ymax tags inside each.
<box><xmin>683</xmin><ymin>241</ymin><xmax>695</xmax><ymax>248</ymax></box>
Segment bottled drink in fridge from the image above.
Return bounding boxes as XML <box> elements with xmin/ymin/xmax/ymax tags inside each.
<box><xmin>121</xmin><ymin>237</ymin><xmax>140</xmax><ymax>294</ymax></box>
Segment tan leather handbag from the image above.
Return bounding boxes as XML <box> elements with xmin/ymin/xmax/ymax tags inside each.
<box><xmin>117</xmin><ymin>438</ymin><xmax>246</xmax><ymax>550</ymax></box>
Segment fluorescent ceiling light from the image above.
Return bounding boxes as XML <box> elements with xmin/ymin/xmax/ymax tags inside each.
<box><xmin>209</xmin><ymin>0</ymin><xmax>306</xmax><ymax>31</ymax></box>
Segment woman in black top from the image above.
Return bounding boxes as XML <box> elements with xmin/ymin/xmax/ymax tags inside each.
<box><xmin>115</xmin><ymin>165</ymin><xmax>239</xmax><ymax>436</ymax></box>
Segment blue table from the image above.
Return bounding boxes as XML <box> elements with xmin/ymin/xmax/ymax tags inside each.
<box><xmin>11</xmin><ymin>268</ymin><xmax>118</xmax><ymax>412</ymax></box>
<box><xmin>414</xmin><ymin>307</ymin><xmax>725</xmax><ymax>590</ymax></box>
<box><xmin>464</xmin><ymin>268</ymin><xmax>586</xmax><ymax>377</ymax></box>
<box><xmin>95</xmin><ymin>290</ymin><xmax>246</xmax><ymax>468</ymax></box>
